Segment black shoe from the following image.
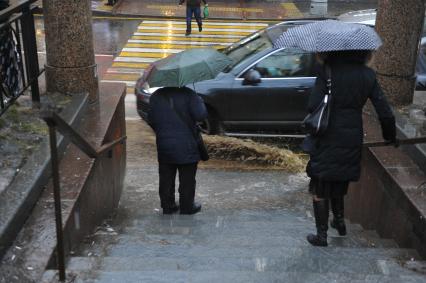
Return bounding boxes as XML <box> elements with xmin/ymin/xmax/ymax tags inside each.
<box><xmin>163</xmin><ymin>204</ymin><xmax>179</xmax><ymax>215</ymax></box>
<box><xmin>180</xmin><ymin>202</ymin><xmax>201</xmax><ymax>215</ymax></box>
<box><xmin>307</xmin><ymin>199</ymin><xmax>329</xmax><ymax>247</ymax></box>
<box><xmin>307</xmin><ymin>233</ymin><xmax>328</xmax><ymax>246</ymax></box>
<box><xmin>330</xmin><ymin>219</ymin><xmax>347</xmax><ymax>236</ymax></box>
<box><xmin>330</xmin><ymin>197</ymin><xmax>347</xmax><ymax>236</ymax></box>
<box><xmin>198</xmin><ymin>26</ymin><xmax>202</xmax><ymax>32</ymax></box>
<box><xmin>185</xmin><ymin>31</ymin><xmax>191</xmax><ymax>36</ymax></box>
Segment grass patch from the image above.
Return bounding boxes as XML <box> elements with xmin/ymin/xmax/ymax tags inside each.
<box><xmin>18</xmin><ymin>121</ymin><xmax>48</xmax><ymax>135</ymax></box>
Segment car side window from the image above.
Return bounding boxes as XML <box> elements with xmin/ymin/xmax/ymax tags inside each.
<box><xmin>252</xmin><ymin>50</ymin><xmax>315</xmax><ymax>78</ymax></box>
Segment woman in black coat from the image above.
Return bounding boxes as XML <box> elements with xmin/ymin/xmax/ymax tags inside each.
<box><xmin>304</xmin><ymin>51</ymin><xmax>396</xmax><ymax>246</ymax></box>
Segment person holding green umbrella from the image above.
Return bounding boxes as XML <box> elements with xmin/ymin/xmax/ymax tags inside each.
<box><xmin>145</xmin><ymin>48</ymin><xmax>231</xmax><ymax>215</ymax></box>
<box><xmin>179</xmin><ymin>0</ymin><xmax>208</xmax><ymax>36</ymax></box>
<box><xmin>148</xmin><ymin>87</ymin><xmax>207</xmax><ymax>215</ymax></box>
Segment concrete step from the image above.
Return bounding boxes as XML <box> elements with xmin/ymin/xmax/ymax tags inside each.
<box><xmin>113</xmin><ymin>220</ymin><xmax>374</xmax><ymax>238</ymax></box>
<box><xmin>114</xmin><ymin>207</ymin><xmax>313</xmax><ymax>223</ymax></box>
<box><xmin>41</xmin><ymin>269</ymin><xmax>426</xmax><ymax>283</ymax></box>
<box><xmin>65</xmin><ymin>256</ymin><xmax>426</xmax><ymax>277</ymax></box>
<box><xmin>74</xmin><ymin>242</ymin><xmax>421</xmax><ymax>260</ymax></box>
<box><xmin>74</xmin><ymin>228</ymin><xmax>397</xmax><ymax>259</ymax></box>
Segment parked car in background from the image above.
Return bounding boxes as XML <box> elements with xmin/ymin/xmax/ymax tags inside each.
<box><xmin>338</xmin><ymin>9</ymin><xmax>426</xmax><ymax>90</ymax></box>
<box><xmin>136</xmin><ymin>20</ymin><xmax>320</xmax><ymax>136</ymax></box>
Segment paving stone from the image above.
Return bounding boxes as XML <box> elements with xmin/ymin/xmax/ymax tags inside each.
<box><xmin>66</xmin><ymin>256</ymin><xmax>426</xmax><ymax>277</ymax></box>
<box><xmin>42</xmin><ymin>270</ymin><xmax>426</xmax><ymax>283</ymax></box>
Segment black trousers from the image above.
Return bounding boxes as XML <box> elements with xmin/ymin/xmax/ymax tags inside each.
<box><xmin>158</xmin><ymin>162</ymin><xmax>198</xmax><ymax>210</ymax></box>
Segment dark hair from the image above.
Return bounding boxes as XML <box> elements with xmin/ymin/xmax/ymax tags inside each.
<box><xmin>321</xmin><ymin>50</ymin><xmax>372</xmax><ymax>65</ymax></box>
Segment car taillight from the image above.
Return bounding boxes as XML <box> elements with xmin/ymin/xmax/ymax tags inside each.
<box><xmin>135</xmin><ymin>78</ymin><xmax>145</xmax><ymax>94</ymax></box>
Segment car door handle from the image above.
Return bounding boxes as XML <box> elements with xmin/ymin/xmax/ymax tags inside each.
<box><xmin>296</xmin><ymin>86</ymin><xmax>310</xmax><ymax>92</ymax></box>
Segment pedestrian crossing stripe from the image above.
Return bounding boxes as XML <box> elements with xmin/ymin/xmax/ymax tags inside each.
<box><xmin>139</xmin><ymin>23</ymin><xmax>266</xmax><ymax>31</ymax></box>
<box><xmin>114</xmin><ymin>57</ymin><xmax>158</xmax><ymax>63</ymax></box>
<box><xmin>102</xmin><ymin>19</ymin><xmax>269</xmax><ymax>92</ymax></box>
<box><xmin>137</xmin><ymin>28</ymin><xmax>253</xmax><ymax>36</ymax></box>
<box><xmin>103</xmin><ymin>73</ymin><xmax>141</xmax><ymax>81</ymax></box>
<box><xmin>107</xmin><ymin>68</ymin><xmax>143</xmax><ymax>74</ymax></box>
<box><xmin>131</xmin><ymin>36</ymin><xmax>237</xmax><ymax>43</ymax></box>
<box><xmin>127</xmin><ymin>39</ymin><xmax>233</xmax><ymax>47</ymax></box>
<box><xmin>281</xmin><ymin>3</ymin><xmax>304</xmax><ymax>18</ymax></box>
<box><xmin>125</xmin><ymin>43</ymin><xmax>224</xmax><ymax>49</ymax></box>
<box><xmin>102</xmin><ymin>79</ymin><xmax>136</xmax><ymax>87</ymax></box>
<box><xmin>133</xmin><ymin>32</ymin><xmax>243</xmax><ymax>39</ymax></box>
<box><xmin>141</xmin><ymin>20</ymin><xmax>268</xmax><ymax>27</ymax></box>
<box><xmin>119</xmin><ymin>51</ymin><xmax>172</xmax><ymax>58</ymax></box>
<box><xmin>122</xmin><ymin>47</ymin><xmax>182</xmax><ymax>53</ymax></box>
<box><xmin>138</xmin><ymin>26</ymin><xmax>259</xmax><ymax>33</ymax></box>
<box><xmin>146</xmin><ymin>5</ymin><xmax>263</xmax><ymax>13</ymax></box>
<box><xmin>112</xmin><ymin>62</ymin><xmax>150</xmax><ymax>69</ymax></box>
<box><xmin>127</xmin><ymin>87</ymin><xmax>135</xmax><ymax>95</ymax></box>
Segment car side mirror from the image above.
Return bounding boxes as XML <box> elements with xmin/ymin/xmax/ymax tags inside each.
<box><xmin>243</xmin><ymin>69</ymin><xmax>261</xmax><ymax>85</ymax></box>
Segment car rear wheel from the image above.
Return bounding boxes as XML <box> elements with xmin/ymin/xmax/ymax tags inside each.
<box><xmin>199</xmin><ymin>108</ymin><xmax>223</xmax><ymax>135</ymax></box>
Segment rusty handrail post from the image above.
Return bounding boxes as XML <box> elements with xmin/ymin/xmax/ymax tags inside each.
<box><xmin>41</xmin><ymin>109</ymin><xmax>126</xmax><ymax>281</ymax></box>
<box><xmin>46</xmin><ymin>120</ymin><xmax>66</xmax><ymax>282</ymax></box>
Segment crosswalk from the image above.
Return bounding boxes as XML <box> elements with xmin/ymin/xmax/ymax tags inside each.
<box><xmin>101</xmin><ymin>19</ymin><xmax>270</xmax><ymax>96</ymax></box>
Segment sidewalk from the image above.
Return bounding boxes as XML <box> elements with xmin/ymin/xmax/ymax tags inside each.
<box><xmin>92</xmin><ymin>0</ymin><xmax>377</xmax><ymax>21</ymax></box>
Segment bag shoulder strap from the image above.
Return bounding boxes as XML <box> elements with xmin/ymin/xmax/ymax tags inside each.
<box><xmin>164</xmin><ymin>94</ymin><xmax>198</xmax><ymax>140</ymax></box>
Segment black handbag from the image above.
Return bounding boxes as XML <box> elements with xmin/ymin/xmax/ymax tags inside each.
<box><xmin>167</xmin><ymin>95</ymin><xmax>210</xmax><ymax>161</ymax></box>
<box><xmin>194</xmin><ymin>125</ymin><xmax>210</xmax><ymax>161</ymax></box>
<box><xmin>302</xmin><ymin>65</ymin><xmax>332</xmax><ymax>136</ymax></box>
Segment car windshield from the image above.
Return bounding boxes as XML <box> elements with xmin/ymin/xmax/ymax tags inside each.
<box><xmin>221</xmin><ymin>30</ymin><xmax>273</xmax><ymax>71</ymax></box>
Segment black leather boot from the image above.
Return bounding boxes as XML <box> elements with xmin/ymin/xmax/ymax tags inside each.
<box><xmin>307</xmin><ymin>199</ymin><xmax>329</xmax><ymax>247</ymax></box>
<box><xmin>330</xmin><ymin>196</ymin><xmax>347</xmax><ymax>236</ymax></box>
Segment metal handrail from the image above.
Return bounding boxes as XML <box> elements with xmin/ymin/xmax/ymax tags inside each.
<box><xmin>41</xmin><ymin>109</ymin><xmax>126</xmax><ymax>282</ymax></box>
<box><xmin>0</xmin><ymin>0</ymin><xmax>42</xmax><ymax>116</ymax></box>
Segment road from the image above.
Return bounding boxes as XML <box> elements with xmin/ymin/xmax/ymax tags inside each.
<box><xmin>34</xmin><ymin>15</ymin><xmax>273</xmax><ymax>121</ymax></box>
<box><xmin>33</xmin><ymin>0</ymin><xmax>377</xmax><ymax>121</ymax></box>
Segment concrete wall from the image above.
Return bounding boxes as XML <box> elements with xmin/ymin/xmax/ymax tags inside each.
<box><xmin>346</xmin><ymin>115</ymin><xmax>426</xmax><ymax>259</ymax></box>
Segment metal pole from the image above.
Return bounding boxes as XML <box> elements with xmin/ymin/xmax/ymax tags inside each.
<box><xmin>47</xmin><ymin>124</ymin><xmax>66</xmax><ymax>282</ymax></box>
<box><xmin>21</xmin><ymin>5</ymin><xmax>40</xmax><ymax>104</ymax></box>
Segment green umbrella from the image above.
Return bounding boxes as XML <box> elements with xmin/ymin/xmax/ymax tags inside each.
<box><xmin>142</xmin><ymin>47</ymin><xmax>233</xmax><ymax>88</ymax></box>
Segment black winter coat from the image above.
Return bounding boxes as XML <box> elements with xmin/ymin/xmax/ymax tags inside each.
<box><xmin>306</xmin><ymin>61</ymin><xmax>395</xmax><ymax>182</ymax></box>
<box><xmin>148</xmin><ymin>87</ymin><xmax>208</xmax><ymax>164</ymax></box>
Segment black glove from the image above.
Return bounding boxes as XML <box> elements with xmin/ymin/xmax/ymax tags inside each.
<box><xmin>380</xmin><ymin>116</ymin><xmax>396</xmax><ymax>144</ymax></box>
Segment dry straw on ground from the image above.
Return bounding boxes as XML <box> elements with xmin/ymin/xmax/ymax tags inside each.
<box><xmin>203</xmin><ymin>135</ymin><xmax>307</xmax><ymax>173</ymax></box>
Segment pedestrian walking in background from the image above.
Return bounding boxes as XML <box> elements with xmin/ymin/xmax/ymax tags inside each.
<box><xmin>148</xmin><ymin>87</ymin><xmax>208</xmax><ymax>215</ymax></box>
<box><xmin>179</xmin><ymin>0</ymin><xmax>208</xmax><ymax>36</ymax></box>
<box><xmin>304</xmin><ymin>51</ymin><xmax>396</xmax><ymax>246</ymax></box>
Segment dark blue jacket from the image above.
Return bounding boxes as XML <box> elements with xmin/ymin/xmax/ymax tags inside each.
<box><xmin>148</xmin><ymin>87</ymin><xmax>208</xmax><ymax>164</ymax></box>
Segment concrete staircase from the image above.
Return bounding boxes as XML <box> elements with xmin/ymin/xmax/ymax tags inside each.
<box><xmin>42</xmin><ymin>204</ymin><xmax>426</xmax><ymax>282</ymax></box>
<box><xmin>41</xmin><ymin>121</ymin><xmax>426</xmax><ymax>283</ymax></box>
